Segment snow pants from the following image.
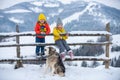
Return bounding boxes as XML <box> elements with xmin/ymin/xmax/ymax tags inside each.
<box><xmin>35</xmin><ymin>37</ymin><xmax>45</xmax><ymax>56</ymax></box>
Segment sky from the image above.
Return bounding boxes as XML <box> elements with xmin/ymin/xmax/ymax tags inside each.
<box><xmin>0</xmin><ymin>0</ymin><xmax>120</xmax><ymax>10</ymax></box>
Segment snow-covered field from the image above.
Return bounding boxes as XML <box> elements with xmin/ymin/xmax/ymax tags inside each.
<box><xmin>0</xmin><ymin>64</ymin><xmax>120</xmax><ymax>80</ymax></box>
<box><xmin>0</xmin><ymin>32</ymin><xmax>120</xmax><ymax>80</ymax></box>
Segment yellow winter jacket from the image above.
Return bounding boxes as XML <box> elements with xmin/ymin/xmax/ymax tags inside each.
<box><xmin>53</xmin><ymin>27</ymin><xmax>68</xmax><ymax>41</ymax></box>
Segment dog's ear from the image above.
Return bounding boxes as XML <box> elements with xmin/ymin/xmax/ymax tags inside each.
<box><xmin>51</xmin><ymin>48</ymin><xmax>56</xmax><ymax>52</ymax></box>
<box><xmin>49</xmin><ymin>47</ymin><xmax>56</xmax><ymax>52</ymax></box>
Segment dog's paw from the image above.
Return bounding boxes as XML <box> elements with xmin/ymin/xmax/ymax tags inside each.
<box><xmin>50</xmin><ymin>73</ymin><xmax>55</xmax><ymax>76</ymax></box>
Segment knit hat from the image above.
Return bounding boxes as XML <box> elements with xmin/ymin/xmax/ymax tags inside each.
<box><xmin>56</xmin><ymin>18</ymin><xmax>63</xmax><ymax>26</ymax></box>
<box><xmin>38</xmin><ymin>13</ymin><xmax>46</xmax><ymax>21</ymax></box>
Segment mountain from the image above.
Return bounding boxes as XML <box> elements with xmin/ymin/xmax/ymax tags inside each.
<box><xmin>0</xmin><ymin>0</ymin><xmax>120</xmax><ymax>34</ymax></box>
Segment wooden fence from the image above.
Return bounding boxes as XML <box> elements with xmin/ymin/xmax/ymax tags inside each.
<box><xmin>0</xmin><ymin>23</ymin><xmax>112</xmax><ymax>69</ymax></box>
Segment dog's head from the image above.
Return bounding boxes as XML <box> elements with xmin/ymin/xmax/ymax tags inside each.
<box><xmin>44</xmin><ymin>47</ymin><xmax>56</xmax><ymax>56</ymax></box>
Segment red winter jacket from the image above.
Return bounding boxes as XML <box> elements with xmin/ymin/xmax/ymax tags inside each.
<box><xmin>34</xmin><ymin>22</ymin><xmax>50</xmax><ymax>38</ymax></box>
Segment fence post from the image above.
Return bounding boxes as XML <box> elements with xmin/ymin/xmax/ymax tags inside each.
<box><xmin>14</xmin><ymin>24</ymin><xmax>23</xmax><ymax>69</ymax></box>
<box><xmin>105</xmin><ymin>23</ymin><xmax>110</xmax><ymax>69</ymax></box>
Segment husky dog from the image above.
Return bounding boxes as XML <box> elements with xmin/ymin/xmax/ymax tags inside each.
<box><xmin>44</xmin><ymin>46</ymin><xmax>65</xmax><ymax>77</ymax></box>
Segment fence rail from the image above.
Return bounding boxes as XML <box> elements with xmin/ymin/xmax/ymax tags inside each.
<box><xmin>0</xmin><ymin>42</ymin><xmax>112</xmax><ymax>47</ymax></box>
<box><xmin>0</xmin><ymin>32</ymin><xmax>111</xmax><ymax>37</ymax></box>
<box><xmin>0</xmin><ymin>57</ymin><xmax>111</xmax><ymax>62</ymax></box>
<box><xmin>0</xmin><ymin>23</ymin><xmax>112</xmax><ymax>69</ymax></box>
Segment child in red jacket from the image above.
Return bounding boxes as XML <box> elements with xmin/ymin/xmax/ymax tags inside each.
<box><xmin>34</xmin><ymin>13</ymin><xmax>50</xmax><ymax>56</ymax></box>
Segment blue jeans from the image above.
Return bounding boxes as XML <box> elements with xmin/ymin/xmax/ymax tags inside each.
<box><xmin>35</xmin><ymin>37</ymin><xmax>45</xmax><ymax>56</ymax></box>
<box><xmin>55</xmin><ymin>39</ymin><xmax>71</xmax><ymax>53</ymax></box>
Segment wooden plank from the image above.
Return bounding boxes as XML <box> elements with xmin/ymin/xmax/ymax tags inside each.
<box><xmin>105</xmin><ymin>23</ymin><xmax>110</xmax><ymax>69</ymax></box>
<box><xmin>0</xmin><ymin>58</ymin><xmax>110</xmax><ymax>62</ymax></box>
<box><xmin>15</xmin><ymin>25</ymin><xmax>23</xmax><ymax>69</ymax></box>
<box><xmin>0</xmin><ymin>42</ymin><xmax>112</xmax><ymax>47</ymax></box>
<box><xmin>16</xmin><ymin>25</ymin><xmax>20</xmax><ymax>58</ymax></box>
<box><xmin>0</xmin><ymin>32</ymin><xmax>112</xmax><ymax>37</ymax></box>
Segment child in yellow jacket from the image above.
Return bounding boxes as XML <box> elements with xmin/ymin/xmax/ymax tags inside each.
<box><xmin>53</xmin><ymin>18</ymin><xmax>74</xmax><ymax>61</ymax></box>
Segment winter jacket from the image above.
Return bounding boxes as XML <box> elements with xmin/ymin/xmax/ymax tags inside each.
<box><xmin>53</xmin><ymin>27</ymin><xmax>68</xmax><ymax>41</ymax></box>
<box><xmin>34</xmin><ymin>22</ymin><xmax>50</xmax><ymax>38</ymax></box>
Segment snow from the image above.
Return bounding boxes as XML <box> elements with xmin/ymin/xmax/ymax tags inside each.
<box><xmin>9</xmin><ymin>17</ymin><xmax>24</xmax><ymax>24</ymax></box>
<box><xmin>1</xmin><ymin>0</ymin><xmax>120</xmax><ymax>10</ymax></box>
<box><xmin>0</xmin><ymin>32</ymin><xmax>120</xmax><ymax>80</ymax></box>
<box><xmin>30</xmin><ymin>1</ymin><xmax>43</xmax><ymax>6</ymax></box>
<box><xmin>85</xmin><ymin>0</ymin><xmax>120</xmax><ymax>10</ymax></box>
<box><xmin>4</xmin><ymin>9</ymin><xmax>31</xmax><ymax>13</ymax></box>
<box><xmin>62</xmin><ymin>2</ymin><xmax>99</xmax><ymax>26</ymax></box>
<box><xmin>50</xmin><ymin>2</ymin><xmax>111</xmax><ymax>31</ymax></box>
<box><xmin>109</xmin><ymin>52</ymin><xmax>120</xmax><ymax>59</ymax></box>
<box><xmin>58</xmin><ymin>8</ymin><xmax>63</xmax><ymax>13</ymax></box>
<box><xmin>112</xmin><ymin>34</ymin><xmax>120</xmax><ymax>46</ymax></box>
<box><xmin>0</xmin><ymin>64</ymin><xmax>120</xmax><ymax>80</ymax></box>
<box><xmin>0</xmin><ymin>31</ymin><xmax>111</xmax><ymax>58</ymax></box>
<box><xmin>70</xmin><ymin>31</ymin><xmax>111</xmax><ymax>35</ymax></box>
<box><xmin>44</xmin><ymin>3</ymin><xmax>59</xmax><ymax>8</ymax></box>
<box><xmin>50</xmin><ymin>2</ymin><xmax>102</xmax><ymax>32</ymax></box>
<box><xmin>87</xmin><ymin>2</ymin><xmax>102</xmax><ymax>17</ymax></box>
<box><xmin>31</xmin><ymin>1</ymin><xmax>60</xmax><ymax>8</ymax></box>
<box><xmin>58</xmin><ymin>0</ymin><xmax>79</xmax><ymax>4</ymax></box>
<box><xmin>0</xmin><ymin>31</ymin><xmax>111</xmax><ymax>36</ymax></box>
<box><xmin>0</xmin><ymin>31</ymin><xmax>113</xmax><ymax>59</ymax></box>
<box><xmin>29</xmin><ymin>7</ymin><xmax>43</xmax><ymax>13</ymax></box>
<box><xmin>49</xmin><ymin>13</ymin><xmax>58</xmax><ymax>17</ymax></box>
<box><xmin>0</xmin><ymin>15</ymin><xmax>4</xmax><ymax>18</ymax></box>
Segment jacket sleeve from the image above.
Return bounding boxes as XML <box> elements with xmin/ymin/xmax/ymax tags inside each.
<box><xmin>34</xmin><ymin>23</ymin><xmax>40</xmax><ymax>34</ymax></box>
<box><xmin>45</xmin><ymin>23</ymin><xmax>51</xmax><ymax>34</ymax></box>
<box><xmin>53</xmin><ymin>27</ymin><xmax>61</xmax><ymax>37</ymax></box>
<box><xmin>62</xmin><ymin>28</ymin><xmax>68</xmax><ymax>39</ymax></box>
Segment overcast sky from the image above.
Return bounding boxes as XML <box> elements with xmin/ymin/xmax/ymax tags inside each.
<box><xmin>0</xmin><ymin>0</ymin><xmax>120</xmax><ymax>10</ymax></box>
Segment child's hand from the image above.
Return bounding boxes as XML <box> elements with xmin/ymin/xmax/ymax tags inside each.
<box><xmin>66</xmin><ymin>33</ymin><xmax>69</xmax><ymax>36</ymax></box>
<box><xmin>60</xmin><ymin>36</ymin><xmax>62</xmax><ymax>39</ymax></box>
<box><xmin>41</xmin><ymin>32</ymin><xmax>46</xmax><ymax>34</ymax></box>
<box><xmin>41</xmin><ymin>32</ymin><xmax>46</xmax><ymax>36</ymax></box>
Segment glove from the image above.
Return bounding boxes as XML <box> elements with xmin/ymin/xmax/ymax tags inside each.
<box><xmin>41</xmin><ymin>32</ymin><xmax>46</xmax><ymax>36</ymax></box>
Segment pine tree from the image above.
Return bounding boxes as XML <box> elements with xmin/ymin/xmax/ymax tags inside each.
<box><xmin>92</xmin><ymin>61</ymin><xmax>99</xmax><ymax>68</ymax></box>
<box><xmin>81</xmin><ymin>61</ymin><xmax>87</xmax><ymax>67</ymax></box>
<box><xmin>115</xmin><ymin>56</ymin><xmax>120</xmax><ymax>67</ymax></box>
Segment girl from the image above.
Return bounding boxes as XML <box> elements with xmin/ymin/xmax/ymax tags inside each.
<box><xmin>34</xmin><ymin>13</ymin><xmax>50</xmax><ymax>56</ymax></box>
<box><xmin>53</xmin><ymin>18</ymin><xmax>74</xmax><ymax>61</ymax></box>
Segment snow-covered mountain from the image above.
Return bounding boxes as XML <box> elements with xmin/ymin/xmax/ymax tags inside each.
<box><xmin>0</xmin><ymin>0</ymin><xmax>120</xmax><ymax>34</ymax></box>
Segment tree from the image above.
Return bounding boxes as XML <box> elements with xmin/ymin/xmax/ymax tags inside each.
<box><xmin>110</xmin><ymin>57</ymin><xmax>117</xmax><ymax>67</ymax></box>
<box><xmin>115</xmin><ymin>56</ymin><xmax>120</xmax><ymax>67</ymax></box>
<box><xmin>73</xmin><ymin>40</ymin><xmax>104</xmax><ymax>56</ymax></box>
<box><xmin>81</xmin><ymin>61</ymin><xmax>87</xmax><ymax>67</ymax></box>
<box><xmin>91</xmin><ymin>61</ymin><xmax>99</xmax><ymax>68</ymax></box>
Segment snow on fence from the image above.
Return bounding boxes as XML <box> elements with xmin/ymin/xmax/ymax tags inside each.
<box><xmin>0</xmin><ymin>23</ymin><xmax>112</xmax><ymax>69</ymax></box>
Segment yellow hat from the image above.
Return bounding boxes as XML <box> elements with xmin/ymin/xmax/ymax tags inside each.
<box><xmin>38</xmin><ymin>13</ymin><xmax>46</xmax><ymax>21</ymax></box>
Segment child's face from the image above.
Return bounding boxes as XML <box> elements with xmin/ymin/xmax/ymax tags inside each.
<box><xmin>40</xmin><ymin>19</ymin><xmax>45</xmax><ymax>23</ymax></box>
<box><xmin>57</xmin><ymin>24</ymin><xmax>63</xmax><ymax>29</ymax></box>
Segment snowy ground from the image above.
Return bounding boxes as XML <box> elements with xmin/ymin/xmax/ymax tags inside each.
<box><xmin>0</xmin><ymin>33</ymin><xmax>120</xmax><ymax>80</ymax></box>
<box><xmin>0</xmin><ymin>64</ymin><xmax>120</xmax><ymax>80</ymax></box>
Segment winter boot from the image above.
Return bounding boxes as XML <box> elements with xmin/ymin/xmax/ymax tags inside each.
<box><xmin>68</xmin><ymin>50</ymin><xmax>74</xmax><ymax>60</ymax></box>
<box><xmin>60</xmin><ymin>52</ymin><xmax>66</xmax><ymax>61</ymax></box>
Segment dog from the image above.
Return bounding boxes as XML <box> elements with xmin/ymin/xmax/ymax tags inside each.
<box><xmin>44</xmin><ymin>46</ymin><xmax>65</xmax><ymax>77</ymax></box>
